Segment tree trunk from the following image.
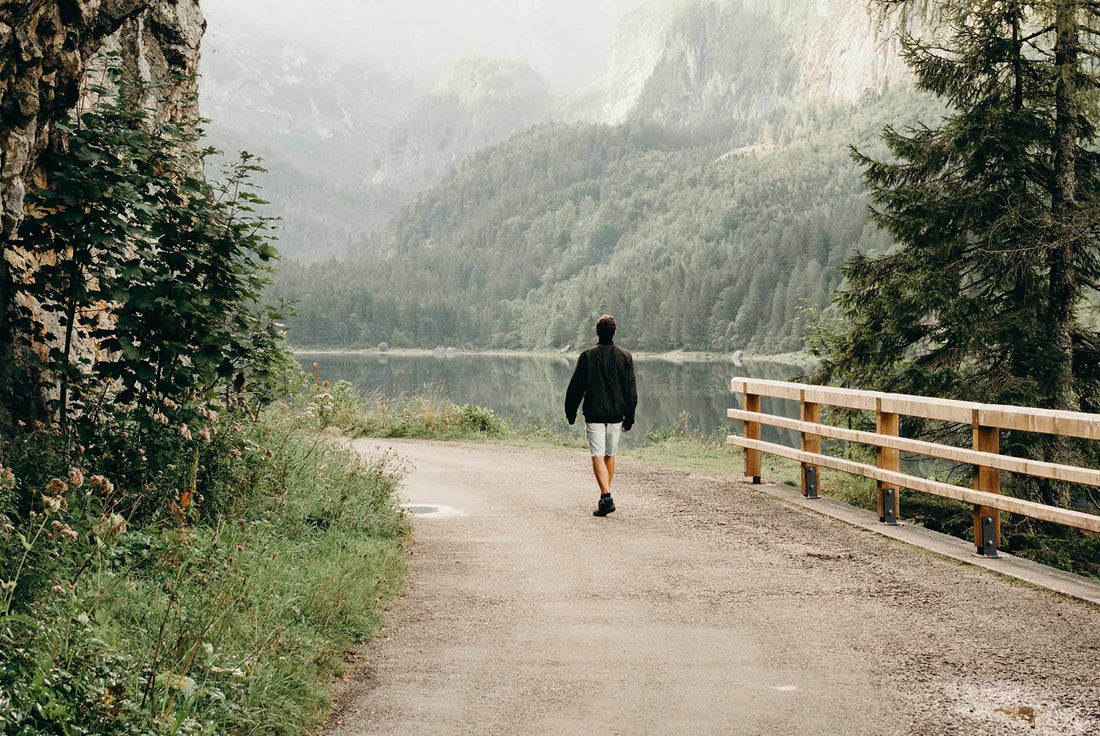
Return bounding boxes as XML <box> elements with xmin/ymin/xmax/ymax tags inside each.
<box><xmin>1045</xmin><ymin>0</ymin><xmax>1081</xmax><ymax>508</ymax></box>
<box><xmin>0</xmin><ymin>247</ymin><xmax>12</xmax><ymax>434</ymax></box>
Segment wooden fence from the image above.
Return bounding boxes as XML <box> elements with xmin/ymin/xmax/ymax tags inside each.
<box><xmin>727</xmin><ymin>378</ymin><xmax>1100</xmax><ymax>557</ymax></box>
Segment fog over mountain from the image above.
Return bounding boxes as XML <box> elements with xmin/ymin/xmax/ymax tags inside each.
<box><xmin>202</xmin><ymin>0</ymin><xmax>643</xmax><ymax>92</ymax></box>
<box><xmin>201</xmin><ymin>0</ymin><xmax>929</xmax><ymax>354</ymax></box>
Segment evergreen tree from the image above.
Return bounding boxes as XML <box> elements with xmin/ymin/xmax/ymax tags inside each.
<box><xmin>812</xmin><ymin>0</ymin><xmax>1100</xmax><ymax>505</ymax></box>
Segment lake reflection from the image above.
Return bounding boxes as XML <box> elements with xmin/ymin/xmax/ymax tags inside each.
<box><xmin>299</xmin><ymin>351</ymin><xmax>807</xmax><ymax>446</ymax></box>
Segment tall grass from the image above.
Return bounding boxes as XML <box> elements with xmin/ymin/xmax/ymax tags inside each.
<box><xmin>0</xmin><ymin>409</ymin><xmax>408</xmax><ymax>734</ymax></box>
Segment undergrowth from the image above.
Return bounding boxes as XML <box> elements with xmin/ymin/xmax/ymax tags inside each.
<box><xmin>1</xmin><ymin>407</ymin><xmax>408</xmax><ymax>734</ymax></box>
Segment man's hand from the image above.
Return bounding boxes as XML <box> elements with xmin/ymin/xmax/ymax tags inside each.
<box><xmin>623</xmin><ymin>423</ymin><xmax>632</xmax><ymax>433</ymax></box>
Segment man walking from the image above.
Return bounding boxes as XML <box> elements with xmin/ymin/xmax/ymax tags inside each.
<box><xmin>565</xmin><ymin>315</ymin><xmax>638</xmax><ymax>517</ymax></box>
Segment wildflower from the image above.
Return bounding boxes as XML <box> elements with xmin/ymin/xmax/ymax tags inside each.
<box><xmin>89</xmin><ymin>475</ymin><xmax>114</xmax><ymax>493</ymax></box>
<box><xmin>230</xmin><ymin>448</ymin><xmax>242</xmax><ymax>458</ymax></box>
<box><xmin>0</xmin><ymin>465</ymin><xmax>15</xmax><ymax>492</ymax></box>
<box><xmin>52</xmin><ymin>585</ymin><xmax>66</xmax><ymax>596</ymax></box>
<box><xmin>271</xmin><ymin>551</ymin><xmax>278</xmax><ymax>559</ymax></box>
<box><xmin>179</xmin><ymin>424</ymin><xmax>193</xmax><ymax>441</ymax></box>
<box><xmin>62</xmin><ymin>527</ymin><xmax>78</xmax><ymax>541</ymax></box>
<box><xmin>263</xmin><ymin>448</ymin><xmax>274</xmax><ymax>458</ymax></box>
<box><xmin>68</xmin><ymin>468</ymin><xmax>84</xmax><ymax>488</ymax></box>
<box><xmin>93</xmin><ymin>513</ymin><xmax>127</xmax><ymax>537</ymax></box>
<box><xmin>227</xmin><ymin>556</ymin><xmax>237</xmax><ymax>564</ymax></box>
<box><xmin>45</xmin><ymin>478</ymin><xmax>68</xmax><ymax>496</ymax></box>
<box><xmin>1</xmin><ymin>580</ymin><xmax>15</xmax><ymax>592</ymax></box>
<box><xmin>232</xmin><ymin>422</ymin><xmax>243</xmax><ymax>432</ymax></box>
<box><xmin>236</xmin><ymin>544</ymin><xmax>243</xmax><ymax>552</ymax></box>
<box><xmin>199</xmin><ymin>427</ymin><xmax>211</xmax><ymax>442</ymax></box>
<box><xmin>323</xmin><ymin>380</ymin><xmax>330</xmax><ymax>388</ymax></box>
<box><xmin>180</xmin><ymin>491</ymin><xmax>192</xmax><ymax>510</ymax></box>
<box><xmin>41</xmin><ymin>495</ymin><xmax>63</xmax><ymax>513</ymax></box>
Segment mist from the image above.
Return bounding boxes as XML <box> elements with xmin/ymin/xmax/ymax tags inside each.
<box><xmin>202</xmin><ymin>0</ymin><xmax>647</xmax><ymax>91</ymax></box>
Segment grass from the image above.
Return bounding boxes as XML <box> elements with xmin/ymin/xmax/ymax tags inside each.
<box><xmin>1</xmin><ymin>409</ymin><xmax>409</xmax><ymax>734</ymax></box>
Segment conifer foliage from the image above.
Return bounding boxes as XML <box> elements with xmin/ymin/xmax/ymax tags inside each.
<box><xmin>813</xmin><ymin>0</ymin><xmax>1100</xmax><ymax>506</ymax></box>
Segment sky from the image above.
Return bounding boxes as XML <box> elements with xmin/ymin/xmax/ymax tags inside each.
<box><xmin>201</xmin><ymin>0</ymin><xmax>649</xmax><ymax>91</ymax></box>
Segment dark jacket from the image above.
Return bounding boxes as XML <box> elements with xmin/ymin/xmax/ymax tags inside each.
<box><xmin>564</xmin><ymin>339</ymin><xmax>638</xmax><ymax>430</ymax></box>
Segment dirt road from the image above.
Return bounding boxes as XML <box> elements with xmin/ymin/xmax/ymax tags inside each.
<box><xmin>327</xmin><ymin>440</ymin><xmax>1100</xmax><ymax>736</ymax></box>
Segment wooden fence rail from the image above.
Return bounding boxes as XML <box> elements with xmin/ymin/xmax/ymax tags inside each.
<box><xmin>727</xmin><ymin>378</ymin><xmax>1100</xmax><ymax>557</ymax></box>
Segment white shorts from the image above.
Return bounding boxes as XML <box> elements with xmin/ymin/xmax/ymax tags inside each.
<box><xmin>585</xmin><ymin>422</ymin><xmax>622</xmax><ymax>457</ymax></box>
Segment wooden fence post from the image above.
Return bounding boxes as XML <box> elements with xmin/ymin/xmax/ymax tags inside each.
<box><xmin>973</xmin><ymin>415</ymin><xmax>1000</xmax><ymax>556</ymax></box>
<box><xmin>876</xmin><ymin>397</ymin><xmax>900</xmax><ymax>523</ymax></box>
<box><xmin>800</xmin><ymin>389</ymin><xmax>821</xmax><ymax>498</ymax></box>
<box><xmin>745</xmin><ymin>391</ymin><xmax>761</xmax><ymax>484</ymax></box>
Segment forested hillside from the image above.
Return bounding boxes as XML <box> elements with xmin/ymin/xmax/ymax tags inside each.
<box><xmin>274</xmin><ymin>88</ymin><xmax>939</xmax><ymax>352</ymax></box>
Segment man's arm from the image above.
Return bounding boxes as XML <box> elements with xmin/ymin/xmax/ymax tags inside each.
<box><xmin>564</xmin><ymin>351</ymin><xmax>587</xmax><ymax>424</ymax></box>
<box><xmin>622</xmin><ymin>354</ymin><xmax>638</xmax><ymax>431</ymax></box>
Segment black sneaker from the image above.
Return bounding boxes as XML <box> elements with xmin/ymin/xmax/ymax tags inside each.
<box><xmin>593</xmin><ymin>494</ymin><xmax>616</xmax><ymax>517</ymax></box>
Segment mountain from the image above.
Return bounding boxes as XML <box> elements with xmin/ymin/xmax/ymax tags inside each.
<box><xmin>201</xmin><ymin>31</ymin><xmax>559</xmax><ymax>261</ymax></box>
<box><xmin>570</xmin><ymin>0</ymin><xmax>909</xmax><ymax>126</ymax></box>
<box><xmin>272</xmin><ymin>0</ymin><xmax>936</xmax><ymax>353</ymax></box>
<box><xmin>370</xmin><ymin>58</ymin><xmax>555</xmax><ymax>200</ymax></box>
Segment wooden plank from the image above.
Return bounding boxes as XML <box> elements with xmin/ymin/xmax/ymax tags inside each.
<box><xmin>878</xmin><ymin>394</ymin><xmax>978</xmax><ymax>424</ymax></box>
<box><xmin>725</xmin><ymin>408</ymin><xmax>1100</xmax><ymax>488</ymax></box>
<box><xmin>801</xmin><ymin>395</ymin><xmax>821</xmax><ymax>498</ymax></box>
<box><xmin>978</xmin><ymin>405</ymin><xmax>1100</xmax><ymax>440</ymax></box>
<box><xmin>730</xmin><ymin>378</ymin><xmax>876</xmax><ymax>408</ymax></box>
<box><xmin>724</xmin><ymin>435</ymin><xmax>1100</xmax><ymax>533</ymax></box>
<box><xmin>876</xmin><ymin>403</ymin><xmax>899</xmax><ymax>521</ymax></box>
<box><xmin>974</xmin><ymin>424</ymin><xmax>1000</xmax><ymax>551</ymax></box>
<box><xmin>744</xmin><ymin>393</ymin><xmax>761</xmax><ymax>482</ymax></box>
<box><xmin>803</xmin><ymin>384</ymin><xmax>879</xmax><ymax>411</ymax></box>
<box><xmin>730</xmin><ymin>378</ymin><xmax>804</xmax><ymax>401</ymax></box>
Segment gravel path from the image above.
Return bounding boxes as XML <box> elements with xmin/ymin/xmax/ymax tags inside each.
<box><xmin>326</xmin><ymin>439</ymin><xmax>1100</xmax><ymax>736</ymax></box>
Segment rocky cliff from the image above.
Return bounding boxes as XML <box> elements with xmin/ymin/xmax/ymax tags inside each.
<box><xmin>571</xmin><ymin>0</ymin><xmax>910</xmax><ymax>127</ymax></box>
<box><xmin>0</xmin><ymin>0</ymin><xmax>204</xmax><ymax>238</ymax></box>
<box><xmin>0</xmin><ymin>0</ymin><xmax>204</xmax><ymax>422</ymax></box>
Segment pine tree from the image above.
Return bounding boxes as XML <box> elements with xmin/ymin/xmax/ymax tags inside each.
<box><xmin>812</xmin><ymin>1</ymin><xmax>1100</xmax><ymax>505</ymax></box>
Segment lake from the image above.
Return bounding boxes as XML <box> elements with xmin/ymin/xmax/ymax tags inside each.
<box><xmin>298</xmin><ymin>351</ymin><xmax>808</xmax><ymax>445</ymax></box>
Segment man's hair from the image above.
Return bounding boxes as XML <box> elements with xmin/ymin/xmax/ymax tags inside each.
<box><xmin>596</xmin><ymin>314</ymin><xmax>616</xmax><ymax>341</ymax></box>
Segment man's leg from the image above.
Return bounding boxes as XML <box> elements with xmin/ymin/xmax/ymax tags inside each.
<box><xmin>591</xmin><ymin>455</ymin><xmax>611</xmax><ymax>495</ymax></box>
<box><xmin>605</xmin><ymin>455</ymin><xmax>615</xmax><ymax>488</ymax></box>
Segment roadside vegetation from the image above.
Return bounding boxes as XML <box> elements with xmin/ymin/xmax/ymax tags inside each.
<box><xmin>0</xmin><ymin>77</ymin><xmax>408</xmax><ymax>733</ymax></box>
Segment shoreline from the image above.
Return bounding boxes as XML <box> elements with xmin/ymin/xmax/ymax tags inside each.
<box><xmin>293</xmin><ymin>347</ymin><xmax>817</xmax><ymax>367</ymax></box>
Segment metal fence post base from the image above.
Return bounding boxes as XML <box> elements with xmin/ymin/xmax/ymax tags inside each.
<box><xmin>978</xmin><ymin>515</ymin><xmax>999</xmax><ymax>558</ymax></box>
<box><xmin>803</xmin><ymin>466</ymin><xmax>819</xmax><ymax>499</ymax></box>
<box><xmin>880</xmin><ymin>487</ymin><xmax>899</xmax><ymax>525</ymax></box>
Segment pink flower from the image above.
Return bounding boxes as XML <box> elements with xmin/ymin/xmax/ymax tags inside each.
<box><xmin>199</xmin><ymin>427</ymin><xmax>211</xmax><ymax>443</ymax></box>
<box><xmin>68</xmin><ymin>468</ymin><xmax>84</xmax><ymax>488</ymax></box>
<box><xmin>237</xmin><ymin>519</ymin><xmax>246</xmax><ymax>528</ymax></box>
<box><xmin>179</xmin><ymin>424</ymin><xmax>193</xmax><ymax>441</ymax></box>
<box><xmin>51</xmin><ymin>585</ymin><xmax>66</xmax><ymax>596</ymax></box>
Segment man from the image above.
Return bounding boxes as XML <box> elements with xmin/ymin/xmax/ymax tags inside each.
<box><xmin>564</xmin><ymin>315</ymin><xmax>638</xmax><ymax>517</ymax></box>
